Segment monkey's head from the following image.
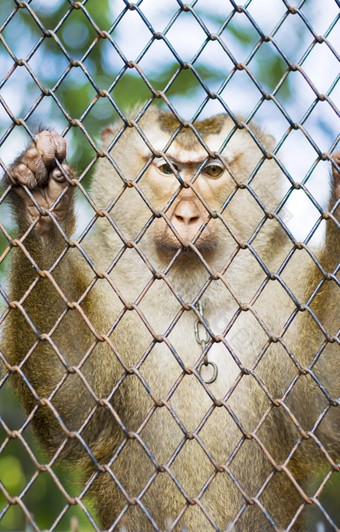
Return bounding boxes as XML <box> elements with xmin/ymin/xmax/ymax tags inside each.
<box><xmin>91</xmin><ymin>108</ymin><xmax>280</xmax><ymax>269</ymax></box>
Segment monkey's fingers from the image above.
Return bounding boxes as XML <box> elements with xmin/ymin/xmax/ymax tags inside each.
<box><xmin>13</xmin><ymin>163</ymin><xmax>72</xmax><ymax>210</ymax></box>
<box><xmin>332</xmin><ymin>151</ymin><xmax>340</xmax><ymax>179</ymax></box>
<box><xmin>35</xmin><ymin>130</ymin><xmax>66</xmax><ymax>166</ymax></box>
<box><xmin>7</xmin><ymin>131</ymin><xmax>67</xmax><ymax>189</ymax></box>
<box><xmin>50</xmin><ymin>164</ymin><xmax>73</xmax><ymax>183</ymax></box>
<box><xmin>331</xmin><ymin>151</ymin><xmax>340</xmax><ymax>200</ymax></box>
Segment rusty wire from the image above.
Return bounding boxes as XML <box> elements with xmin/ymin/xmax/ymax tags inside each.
<box><xmin>0</xmin><ymin>1</ymin><xmax>339</xmax><ymax>531</ymax></box>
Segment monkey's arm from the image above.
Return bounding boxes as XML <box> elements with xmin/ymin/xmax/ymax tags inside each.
<box><xmin>319</xmin><ymin>151</ymin><xmax>340</xmax><ymax>348</ymax></box>
<box><xmin>3</xmin><ymin>130</ymin><xmax>79</xmax><ymax>315</ymax></box>
<box><xmin>315</xmin><ymin>153</ymin><xmax>340</xmax><ymax>441</ymax></box>
<box><xmin>303</xmin><ymin>152</ymin><xmax>340</xmax><ymax>323</ymax></box>
<box><xmin>321</xmin><ymin>151</ymin><xmax>340</xmax><ymax>283</ymax></box>
<box><xmin>4</xmin><ymin>130</ymin><xmax>75</xmax><ymax>241</ymax></box>
<box><xmin>3</xmin><ymin>132</ymin><xmax>97</xmax><ymax>455</ymax></box>
<box><xmin>298</xmin><ymin>152</ymin><xmax>340</xmax><ymax>443</ymax></box>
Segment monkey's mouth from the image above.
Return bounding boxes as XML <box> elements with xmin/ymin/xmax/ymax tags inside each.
<box><xmin>155</xmin><ymin>237</ymin><xmax>217</xmax><ymax>255</ymax></box>
<box><xmin>153</xmin><ymin>219</ymin><xmax>217</xmax><ymax>256</ymax></box>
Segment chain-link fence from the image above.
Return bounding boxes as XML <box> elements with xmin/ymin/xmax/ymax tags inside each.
<box><xmin>0</xmin><ymin>1</ymin><xmax>339</xmax><ymax>531</ymax></box>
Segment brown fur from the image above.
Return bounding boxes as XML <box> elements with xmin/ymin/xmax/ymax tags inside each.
<box><xmin>2</xmin><ymin>109</ymin><xmax>340</xmax><ymax>531</ymax></box>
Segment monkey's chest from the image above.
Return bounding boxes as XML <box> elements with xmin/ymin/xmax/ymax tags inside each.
<box><xmin>146</xmin><ymin>312</ymin><xmax>258</xmax><ymax>402</ymax></box>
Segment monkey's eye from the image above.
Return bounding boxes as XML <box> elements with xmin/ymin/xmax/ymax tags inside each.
<box><xmin>203</xmin><ymin>162</ymin><xmax>224</xmax><ymax>178</ymax></box>
<box><xmin>156</xmin><ymin>162</ymin><xmax>179</xmax><ymax>175</ymax></box>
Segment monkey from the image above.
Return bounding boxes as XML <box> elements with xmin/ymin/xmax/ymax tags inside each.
<box><xmin>2</xmin><ymin>107</ymin><xmax>340</xmax><ymax>531</ymax></box>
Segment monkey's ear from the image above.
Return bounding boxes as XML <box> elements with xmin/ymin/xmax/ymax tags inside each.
<box><xmin>101</xmin><ymin>127</ymin><xmax>115</xmax><ymax>148</ymax></box>
<box><xmin>262</xmin><ymin>133</ymin><xmax>276</xmax><ymax>152</ymax></box>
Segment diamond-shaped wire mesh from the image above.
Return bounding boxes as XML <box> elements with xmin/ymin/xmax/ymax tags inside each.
<box><xmin>0</xmin><ymin>1</ymin><xmax>339</xmax><ymax>531</ymax></box>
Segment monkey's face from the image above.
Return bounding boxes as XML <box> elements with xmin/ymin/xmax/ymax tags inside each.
<box><xmin>143</xmin><ymin>147</ymin><xmax>235</xmax><ymax>255</ymax></box>
<box><xmin>95</xmin><ymin>111</ymin><xmax>279</xmax><ymax>266</ymax></box>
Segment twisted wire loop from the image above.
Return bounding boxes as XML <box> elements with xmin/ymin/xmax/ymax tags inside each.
<box><xmin>0</xmin><ymin>1</ymin><xmax>339</xmax><ymax>531</ymax></box>
<box><xmin>194</xmin><ymin>301</ymin><xmax>218</xmax><ymax>384</ymax></box>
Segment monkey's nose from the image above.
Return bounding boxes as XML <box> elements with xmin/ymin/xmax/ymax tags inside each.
<box><xmin>173</xmin><ymin>200</ymin><xmax>201</xmax><ymax>226</ymax></box>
